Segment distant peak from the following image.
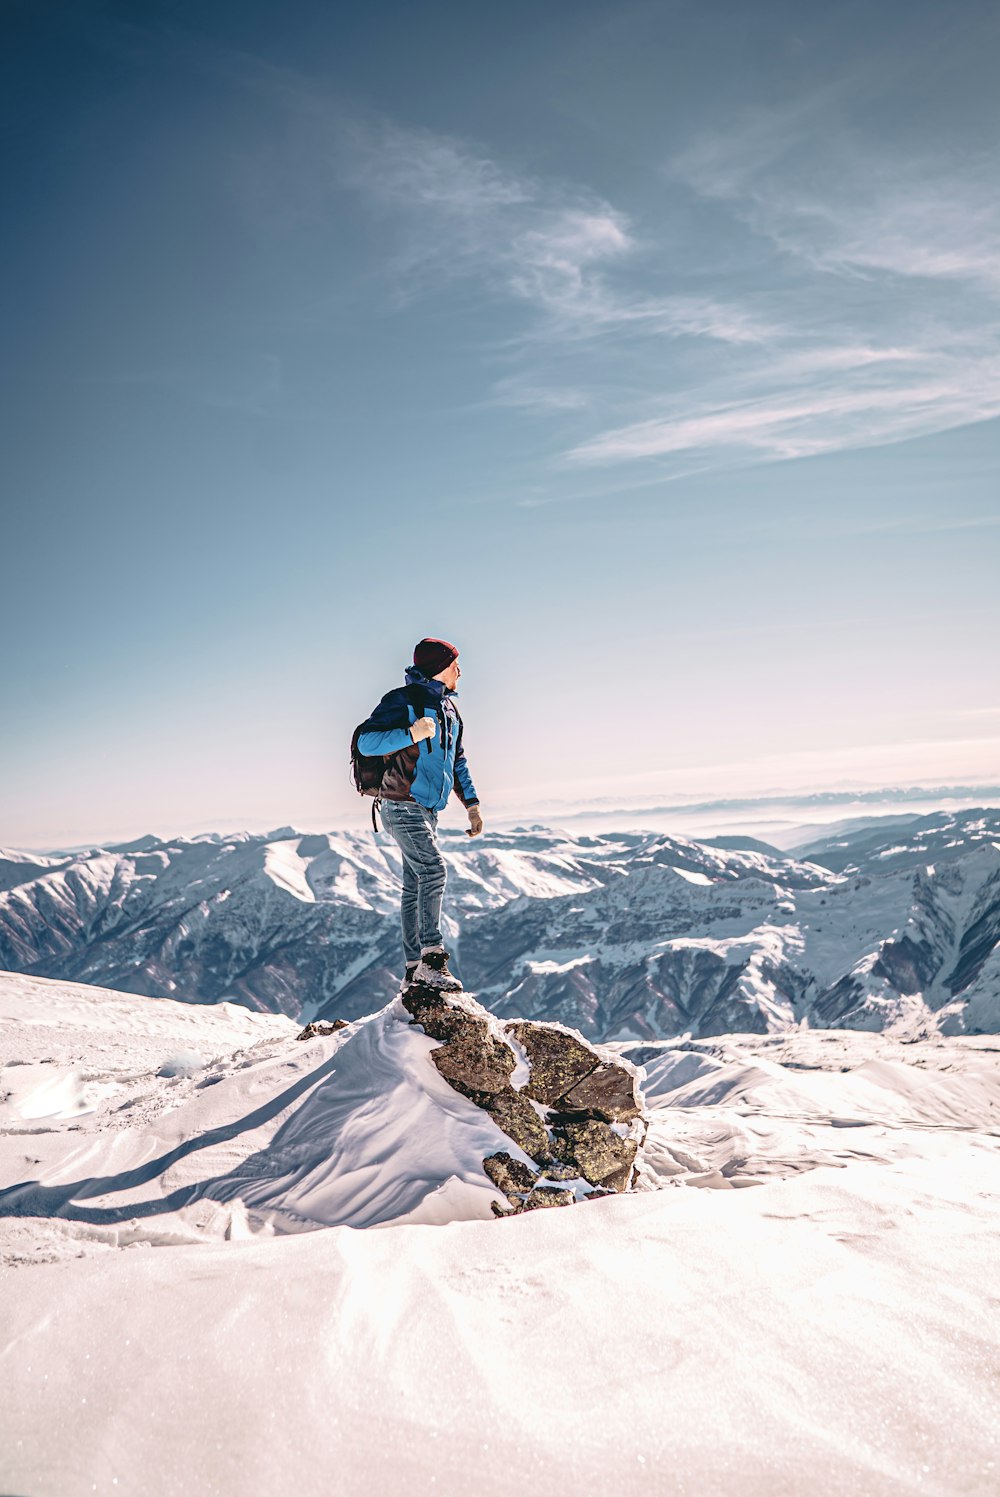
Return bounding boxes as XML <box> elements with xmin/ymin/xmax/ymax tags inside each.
<box><xmin>108</xmin><ymin>834</ymin><xmax>162</xmax><ymax>854</ymax></box>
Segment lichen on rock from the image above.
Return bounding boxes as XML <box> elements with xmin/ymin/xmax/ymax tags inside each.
<box><xmin>505</xmin><ymin>1021</ymin><xmax>598</xmax><ymax>1104</ymax></box>
<box><xmin>482</xmin><ymin>1151</ymin><xmax>537</xmax><ymax>1195</ymax></box>
<box><xmin>560</xmin><ymin>1061</ymin><xmax>642</xmax><ymax>1122</ymax></box>
<box><xmin>523</xmin><ymin>1186</ymin><xmax>575</xmax><ymax>1211</ymax></box>
<box><xmin>432</xmin><ymin>1024</ymin><xmax>515</xmax><ymax>1097</ymax></box>
<box><xmin>552</xmin><ymin>1118</ymin><xmax>638</xmax><ymax>1191</ymax></box>
<box><xmin>402</xmin><ymin>988</ymin><xmax>515</xmax><ymax>1097</ymax></box>
<box><xmin>482</xmin><ymin>1089</ymin><xmax>551</xmax><ymax>1161</ymax></box>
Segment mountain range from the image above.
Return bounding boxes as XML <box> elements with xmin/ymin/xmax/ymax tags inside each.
<box><xmin>1</xmin><ymin>808</ymin><xmax>998</xmax><ymax>1040</ymax></box>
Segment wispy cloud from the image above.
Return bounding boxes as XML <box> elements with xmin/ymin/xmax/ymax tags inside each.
<box><xmin>221</xmin><ymin>54</ymin><xmax>1000</xmax><ymax>483</ymax></box>
<box><xmin>489</xmin><ymin>376</ymin><xmax>592</xmax><ymax>414</ymax></box>
<box><xmin>341</xmin><ymin>118</ymin><xmax>774</xmax><ymax>345</ymax></box>
<box><xmin>567</xmin><ymin>357</ymin><xmax>1000</xmax><ymax>465</ymax></box>
<box><xmin>672</xmin><ymin>116</ymin><xmax>1000</xmax><ymax>294</ymax></box>
<box><xmin>562</xmin><ymin>115</ymin><xmax>1000</xmax><ymax>471</ymax></box>
<box><xmin>340</xmin><ymin>106</ymin><xmax>1000</xmax><ymax>476</ymax></box>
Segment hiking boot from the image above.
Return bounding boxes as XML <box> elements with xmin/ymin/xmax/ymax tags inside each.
<box><xmin>400</xmin><ymin>961</ymin><xmax>419</xmax><ymax>993</ymax></box>
<box><xmin>413</xmin><ymin>947</ymin><xmax>463</xmax><ymax>992</ymax></box>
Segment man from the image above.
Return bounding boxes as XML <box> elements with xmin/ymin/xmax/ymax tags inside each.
<box><xmin>357</xmin><ymin>637</ymin><xmax>483</xmax><ymax>993</ymax></box>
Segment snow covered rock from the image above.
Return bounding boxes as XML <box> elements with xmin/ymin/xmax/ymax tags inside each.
<box><xmin>296</xmin><ymin>1019</ymin><xmax>349</xmax><ymax>1039</ymax></box>
<box><xmin>400</xmin><ymin>983</ymin><xmax>647</xmax><ymax>1214</ymax></box>
<box><xmin>400</xmin><ymin>990</ymin><xmax>517</xmax><ymax>1095</ymax></box>
<box><xmin>553</xmin><ymin>1119</ymin><xmax>638</xmax><ymax>1192</ymax></box>
<box><xmin>505</xmin><ymin>1020</ymin><xmax>600</xmax><ymax>1102</ymax></box>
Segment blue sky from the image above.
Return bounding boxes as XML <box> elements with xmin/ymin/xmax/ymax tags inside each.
<box><xmin>2</xmin><ymin>0</ymin><xmax>998</xmax><ymax>847</ymax></box>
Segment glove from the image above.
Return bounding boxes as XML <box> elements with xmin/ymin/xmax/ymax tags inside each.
<box><xmin>466</xmin><ymin>805</ymin><xmax>484</xmax><ymax>837</ymax></box>
<box><xmin>410</xmin><ymin>716</ymin><xmax>437</xmax><ymax>743</ymax></box>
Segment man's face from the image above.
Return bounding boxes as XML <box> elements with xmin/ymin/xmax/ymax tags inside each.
<box><xmin>435</xmin><ymin>657</ymin><xmax>461</xmax><ymax>690</ymax></box>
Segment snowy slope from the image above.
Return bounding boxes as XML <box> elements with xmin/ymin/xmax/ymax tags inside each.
<box><xmin>2</xmin><ymin>973</ymin><xmax>999</xmax><ymax>1497</ymax></box>
<box><xmin>0</xmin><ymin>975</ymin><xmax>563</xmax><ymax>1242</ymax></box>
<box><xmin>1</xmin><ymin>809</ymin><xmax>999</xmax><ymax>1038</ymax></box>
<box><xmin>792</xmin><ymin>806</ymin><xmax>1000</xmax><ymax>873</ymax></box>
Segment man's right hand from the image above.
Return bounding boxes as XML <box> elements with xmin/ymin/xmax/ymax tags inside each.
<box><xmin>410</xmin><ymin>716</ymin><xmax>437</xmax><ymax>744</ymax></box>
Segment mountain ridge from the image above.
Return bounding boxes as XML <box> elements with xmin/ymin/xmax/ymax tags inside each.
<box><xmin>1</xmin><ymin>809</ymin><xmax>998</xmax><ymax>1039</ymax></box>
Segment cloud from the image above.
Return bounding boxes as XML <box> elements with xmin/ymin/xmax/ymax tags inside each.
<box><xmin>341</xmin><ymin>118</ymin><xmax>773</xmax><ymax>344</ymax></box>
<box><xmin>342</xmin><ymin>107</ymin><xmax>1000</xmax><ymax>476</ymax></box>
<box><xmin>672</xmin><ymin>117</ymin><xmax>1000</xmax><ymax>295</ymax></box>
<box><xmin>489</xmin><ymin>377</ymin><xmax>592</xmax><ymax>413</ymax></box>
<box><xmin>346</xmin><ymin>123</ymin><xmax>531</xmax><ymax>215</ymax></box>
<box><xmin>222</xmin><ymin>59</ymin><xmax>999</xmax><ymax>482</ymax></box>
<box><xmin>552</xmin><ymin>117</ymin><xmax>1000</xmax><ymax>470</ymax></box>
<box><xmin>567</xmin><ymin>356</ymin><xmax>1000</xmax><ymax>465</ymax></box>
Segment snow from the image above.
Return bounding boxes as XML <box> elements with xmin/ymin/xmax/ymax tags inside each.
<box><xmin>3</xmin><ymin>1065</ymin><xmax>91</xmax><ymax>1121</ymax></box>
<box><xmin>671</xmin><ymin>865</ymin><xmax>714</xmax><ymax>885</ymax></box>
<box><xmin>2</xmin><ymin>974</ymin><xmax>1000</xmax><ymax>1496</ymax></box>
<box><xmin>471</xmin><ymin>846</ymin><xmax>601</xmax><ymax>899</ymax></box>
<box><xmin>262</xmin><ymin>841</ymin><xmax>316</xmax><ymax>902</ymax></box>
<box><xmin>525</xmin><ymin>954</ymin><xmax>595</xmax><ymax>975</ymax></box>
<box><xmin>0</xmin><ymin>975</ymin><xmax>525</xmax><ymax>1239</ymax></box>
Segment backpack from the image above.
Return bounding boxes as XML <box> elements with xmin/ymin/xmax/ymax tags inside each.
<box><xmin>350</xmin><ymin>683</ymin><xmax>446</xmax><ymax>832</ymax></box>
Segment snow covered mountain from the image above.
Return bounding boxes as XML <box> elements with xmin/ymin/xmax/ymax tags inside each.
<box><xmin>1</xmin><ymin>808</ymin><xmax>998</xmax><ymax>1039</ymax></box>
<box><xmin>466</xmin><ymin>808</ymin><xmax>1000</xmax><ymax>1038</ymax></box>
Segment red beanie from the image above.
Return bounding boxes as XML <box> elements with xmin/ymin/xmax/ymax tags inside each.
<box><xmin>413</xmin><ymin>637</ymin><xmax>459</xmax><ymax>676</ymax></box>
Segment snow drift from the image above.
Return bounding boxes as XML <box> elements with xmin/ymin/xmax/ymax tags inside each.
<box><xmin>2</xmin><ymin>971</ymin><xmax>1000</xmax><ymax>1497</ymax></box>
<box><xmin>0</xmin><ymin>972</ymin><xmax>646</xmax><ymax>1243</ymax></box>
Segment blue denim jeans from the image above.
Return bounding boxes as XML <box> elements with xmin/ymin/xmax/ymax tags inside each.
<box><xmin>379</xmin><ymin>798</ymin><xmax>446</xmax><ymax>964</ymax></box>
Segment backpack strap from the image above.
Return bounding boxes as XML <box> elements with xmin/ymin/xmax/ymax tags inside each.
<box><xmin>433</xmin><ymin>699</ymin><xmax>447</xmax><ymax>750</ymax></box>
<box><xmin>404</xmin><ymin>682</ymin><xmax>433</xmax><ymax>755</ymax></box>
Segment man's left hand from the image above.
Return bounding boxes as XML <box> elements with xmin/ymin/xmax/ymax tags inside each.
<box><xmin>467</xmin><ymin>805</ymin><xmax>484</xmax><ymax>837</ymax></box>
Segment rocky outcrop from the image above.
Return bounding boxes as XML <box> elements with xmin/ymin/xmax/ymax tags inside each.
<box><xmin>296</xmin><ymin>1019</ymin><xmax>349</xmax><ymax>1040</ymax></box>
<box><xmin>401</xmin><ymin>984</ymin><xmax>647</xmax><ymax>1215</ymax></box>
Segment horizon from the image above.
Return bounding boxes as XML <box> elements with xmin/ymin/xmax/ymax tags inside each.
<box><xmin>3</xmin><ymin>0</ymin><xmax>998</xmax><ymax>849</ymax></box>
<box><xmin>8</xmin><ymin>781</ymin><xmax>999</xmax><ymax>858</ymax></box>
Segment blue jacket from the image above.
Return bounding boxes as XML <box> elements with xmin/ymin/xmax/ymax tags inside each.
<box><xmin>357</xmin><ymin>665</ymin><xmax>480</xmax><ymax>813</ymax></box>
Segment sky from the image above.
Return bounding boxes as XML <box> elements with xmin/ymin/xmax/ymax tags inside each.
<box><xmin>2</xmin><ymin>0</ymin><xmax>998</xmax><ymax>849</ymax></box>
